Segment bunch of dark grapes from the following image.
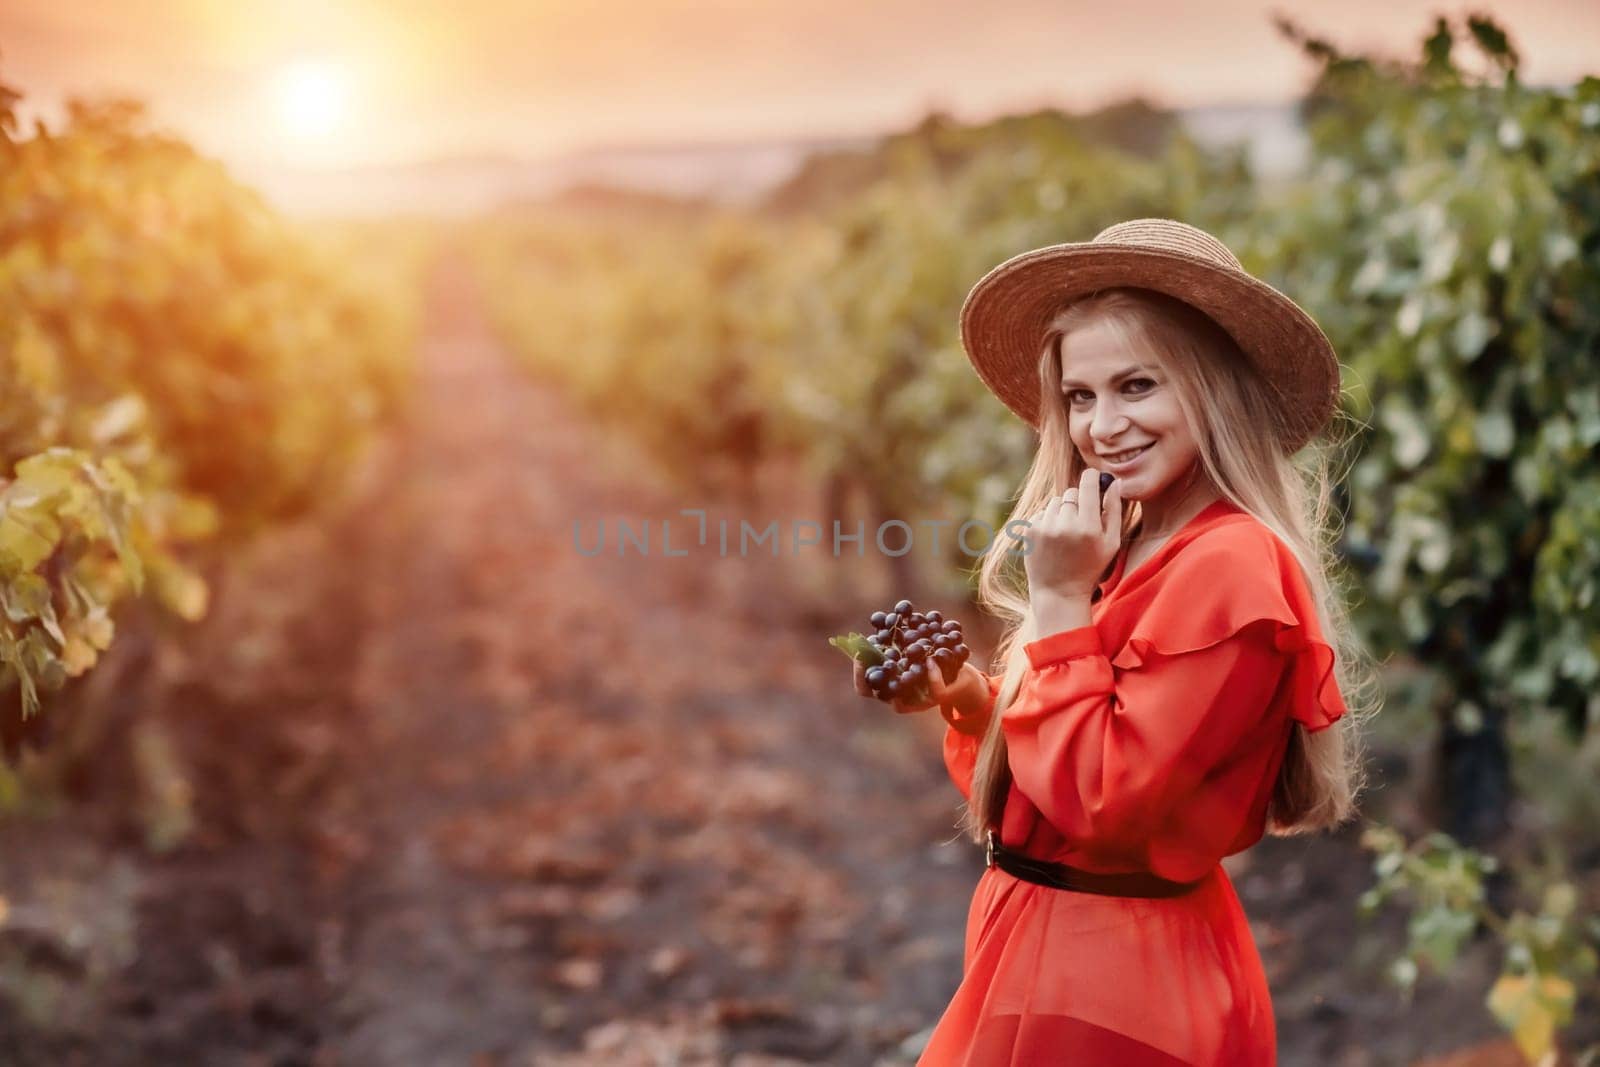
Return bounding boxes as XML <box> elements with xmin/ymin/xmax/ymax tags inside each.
<box><xmin>861</xmin><ymin>599</ymin><xmax>970</xmax><ymax>704</ymax></box>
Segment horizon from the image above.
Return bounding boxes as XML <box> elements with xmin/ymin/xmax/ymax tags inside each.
<box><xmin>4</xmin><ymin>2</ymin><xmax>1594</xmax><ymax>216</ymax></box>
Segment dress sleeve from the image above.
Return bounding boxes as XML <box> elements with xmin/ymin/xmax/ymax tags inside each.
<box><xmin>999</xmin><ymin>525</ymin><xmax>1348</xmax><ymax>855</ymax></box>
<box><xmin>1000</xmin><ymin>622</ymin><xmax>1287</xmax><ymax>853</ymax></box>
<box><xmin>940</xmin><ymin>671</ymin><xmax>1003</xmax><ymax>803</ymax></box>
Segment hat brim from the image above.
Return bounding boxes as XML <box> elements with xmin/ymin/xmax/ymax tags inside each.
<box><xmin>959</xmin><ymin>243</ymin><xmax>1341</xmax><ymax>454</ymax></box>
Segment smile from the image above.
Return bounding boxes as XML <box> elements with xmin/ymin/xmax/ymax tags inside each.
<box><xmin>1101</xmin><ymin>443</ymin><xmax>1153</xmax><ymax>466</ymax></box>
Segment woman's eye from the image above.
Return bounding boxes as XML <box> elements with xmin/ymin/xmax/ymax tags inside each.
<box><xmin>1066</xmin><ymin>379</ymin><xmax>1154</xmax><ymax>404</ymax></box>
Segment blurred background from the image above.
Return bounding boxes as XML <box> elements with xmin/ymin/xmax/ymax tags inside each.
<box><xmin>1</xmin><ymin>3</ymin><xmax>1598</xmax><ymax>1064</ymax></box>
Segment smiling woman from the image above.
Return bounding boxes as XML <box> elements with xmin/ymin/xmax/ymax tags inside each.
<box><xmin>905</xmin><ymin>218</ymin><xmax>1376</xmax><ymax>1065</ymax></box>
<box><xmin>271</xmin><ymin>59</ymin><xmax>353</xmax><ymax>143</ymax></box>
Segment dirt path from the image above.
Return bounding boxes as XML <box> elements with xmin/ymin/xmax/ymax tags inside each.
<box><xmin>275</xmin><ymin>252</ymin><xmax>983</xmax><ymax>1065</ymax></box>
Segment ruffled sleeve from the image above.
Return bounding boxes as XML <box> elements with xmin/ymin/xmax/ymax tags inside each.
<box><xmin>1104</xmin><ymin>521</ymin><xmax>1348</xmax><ymax>734</ymax></box>
<box><xmin>1000</xmin><ymin>525</ymin><xmax>1348</xmax><ymax>860</ymax></box>
<box><xmin>940</xmin><ymin>671</ymin><xmax>1003</xmax><ymax>803</ymax></box>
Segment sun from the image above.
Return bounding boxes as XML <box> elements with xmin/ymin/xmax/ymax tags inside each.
<box><xmin>272</xmin><ymin>60</ymin><xmax>352</xmax><ymax>143</ymax></box>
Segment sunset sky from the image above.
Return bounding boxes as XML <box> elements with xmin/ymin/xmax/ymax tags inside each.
<box><xmin>3</xmin><ymin>1</ymin><xmax>1595</xmax><ymax>176</ymax></box>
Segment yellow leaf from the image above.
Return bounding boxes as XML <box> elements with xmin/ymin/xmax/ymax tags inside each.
<box><xmin>169</xmin><ymin>495</ymin><xmax>221</xmax><ymax>541</ymax></box>
<box><xmin>84</xmin><ymin>609</ymin><xmax>115</xmax><ymax>651</ymax></box>
<box><xmin>157</xmin><ymin>567</ymin><xmax>209</xmax><ymax>622</ymax></box>
<box><xmin>97</xmin><ymin>457</ymin><xmax>142</xmax><ymax>501</ymax></box>
<box><xmin>1512</xmin><ymin>1001</ymin><xmax>1554</xmax><ymax>1064</ymax></box>
<box><xmin>1542</xmin><ymin>884</ymin><xmax>1577</xmax><ymax>920</ymax></box>
<box><xmin>61</xmin><ymin>633</ymin><xmax>99</xmax><ymax>675</ymax></box>
<box><xmin>1536</xmin><ymin>974</ymin><xmax>1576</xmax><ymax>1025</ymax></box>
<box><xmin>1487</xmin><ymin>973</ymin><xmax>1574</xmax><ymax>1064</ymax></box>
<box><xmin>12</xmin><ymin>450</ymin><xmax>81</xmax><ymax>496</ymax></box>
<box><xmin>1488</xmin><ymin>975</ymin><xmax>1548</xmax><ymax>1062</ymax></box>
<box><xmin>0</xmin><ymin>510</ymin><xmax>59</xmax><ymax>572</ymax></box>
<box><xmin>7</xmin><ymin>574</ymin><xmax>51</xmax><ymax>618</ymax></box>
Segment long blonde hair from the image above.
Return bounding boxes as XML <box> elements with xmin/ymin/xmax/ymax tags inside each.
<box><xmin>958</xmin><ymin>287</ymin><xmax>1381</xmax><ymax>844</ymax></box>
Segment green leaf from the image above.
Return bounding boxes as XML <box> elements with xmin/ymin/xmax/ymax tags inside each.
<box><xmin>1409</xmin><ymin>904</ymin><xmax>1476</xmax><ymax>969</ymax></box>
<box><xmin>1474</xmin><ymin>410</ymin><xmax>1516</xmax><ymax>458</ymax></box>
<box><xmin>828</xmin><ymin>632</ymin><xmax>885</xmax><ymax>666</ymax></box>
<box><xmin>1543</xmin><ymin>883</ymin><xmax>1578</xmax><ymax>920</ymax></box>
<box><xmin>1487</xmin><ymin>235</ymin><xmax>1512</xmax><ymax>272</ymax></box>
<box><xmin>1382</xmin><ymin>399</ymin><xmax>1431</xmax><ymax>468</ymax></box>
<box><xmin>1566</xmin><ymin>387</ymin><xmax>1600</xmax><ymax>447</ymax></box>
<box><xmin>1452</xmin><ymin>310</ymin><xmax>1494</xmax><ymax>362</ymax></box>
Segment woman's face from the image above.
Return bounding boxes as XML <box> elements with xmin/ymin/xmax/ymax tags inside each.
<box><xmin>1058</xmin><ymin>318</ymin><xmax>1202</xmax><ymax>505</ymax></box>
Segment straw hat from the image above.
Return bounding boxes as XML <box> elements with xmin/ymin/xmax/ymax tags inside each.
<box><xmin>959</xmin><ymin>218</ymin><xmax>1342</xmax><ymax>455</ymax></box>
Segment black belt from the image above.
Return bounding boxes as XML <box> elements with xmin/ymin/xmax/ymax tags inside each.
<box><xmin>985</xmin><ymin>830</ymin><xmax>1206</xmax><ymax>898</ymax></box>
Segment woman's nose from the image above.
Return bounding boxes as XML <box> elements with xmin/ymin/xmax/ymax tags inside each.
<box><xmin>1090</xmin><ymin>401</ymin><xmax>1130</xmax><ymax>440</ymax></box>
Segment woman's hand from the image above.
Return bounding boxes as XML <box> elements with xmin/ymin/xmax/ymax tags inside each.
<box><xmin>1023</xmin><ymin>466</ymin><xmax>1123</xmax><ymax>604</ymax></box>
<box><xmin>855</xmin><ymin>656</ymin><xmax>989</xmax><ymax>717</ymax></box>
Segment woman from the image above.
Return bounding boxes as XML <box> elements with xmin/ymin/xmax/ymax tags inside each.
<box><xmin>854</xmin><ymin>219</ymin><xmax>1380</xmax><ymax>1065</ymax></box>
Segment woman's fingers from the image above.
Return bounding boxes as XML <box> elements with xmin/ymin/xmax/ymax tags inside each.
<box><xmin>1102</xmin><ymin>476</ymin><xmax>1122</xmax><ymax>542</ymax></box>
<box><xmin>1057</xmin><ymin>489</ymin><xmax>1078</xmax><ymax>531</ymax></box>
<box><xmin>1079</xmin><ymin>466</ymin><xmax>1102</xmax><ymax>528</ymax></box>
<box><xmin>1041</xmin><ymin>485</ymin><xmax>1078</xmax><ymax>524</ymax></box>
<box><xmin>849</xmin><ymin>659</ymin><xmax>943</xmax><ymax>714</ymax></box>
<box><xmin>891</xmin><ymin>690</ymin><xmax>937</xmax><ymax>714</ymax></box>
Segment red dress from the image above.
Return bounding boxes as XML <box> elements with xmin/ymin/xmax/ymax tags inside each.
<box><xmin>918</xmin><ymin>498</ymin><xmax>1347</xmax><ymax>1066</ymax></box>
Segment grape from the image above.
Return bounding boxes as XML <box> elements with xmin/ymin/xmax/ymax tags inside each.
<box><xmin>833</xmin><ymin>598</ymin><xmax>975</xmax><ymax>705</ymax></box>
<box><xmin>1100</xmin><ymin>471</ymin><xmax>1115</xmax><ymax>493</ymax></box>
